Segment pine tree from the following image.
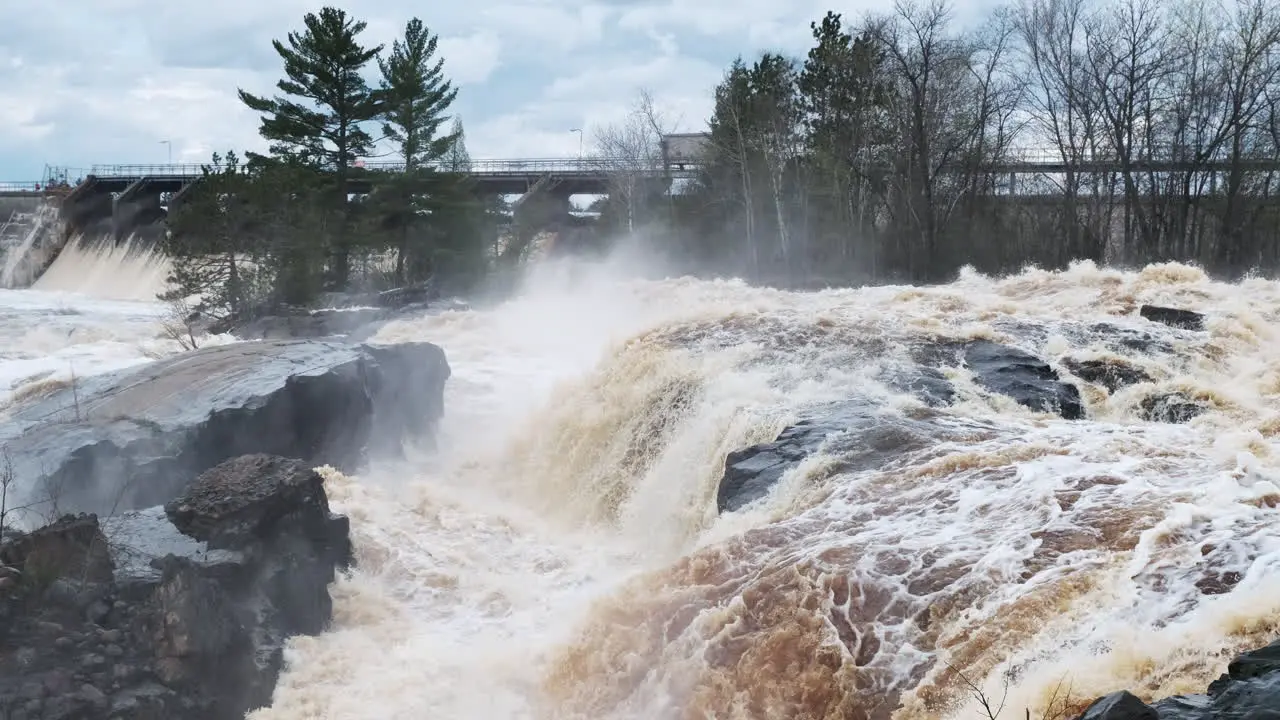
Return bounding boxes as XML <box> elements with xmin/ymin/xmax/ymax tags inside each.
<box><xmin>238</xmin><ymin>6</ymin><xmax>383</xmax><ymax>289</ymax></box>
<box><xmin>378</xmin><ymin>18</ymin><xmax>459</xmax><ymax>172</ymax></box>
<box><xmin>375</xmin><ymin>19</ymin><xmax>468</xmax><ymax>284</ymax></box>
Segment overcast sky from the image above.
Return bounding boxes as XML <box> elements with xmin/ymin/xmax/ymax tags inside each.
<box><xmin>0</xmin><ymin>0</ymin><xmax>990</xmax><ymax>181</ymax></box>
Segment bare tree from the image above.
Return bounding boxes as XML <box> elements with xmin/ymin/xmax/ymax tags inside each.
<box><xmin>591</xmin><ymin>89</ymin><xmax>675</xmax><ymax>234</ymax></box>
<box><xmin>0</xmin><ymin>447</ymin><xmax>14</xmax><ymax>535</ymax></box>
<box><xmin>161</xmin><ymin>295</ymin><xmax>202</xmax><ymax>351</ymax></box>
<box><xmin>867</xmin><ymin>0</ymin><xmax>1014</xmax><ymax>278</ymax></box>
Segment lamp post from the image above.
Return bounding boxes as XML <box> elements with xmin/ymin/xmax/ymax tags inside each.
<box><xmin>159</xmin><ymin>140</ymin><xmax>172</xmax><ymax>165</ymax></box>
<box><xmin>570</xmin><ymin>128</ymin><xmax>582</xmax><ymax>160</ymax></box>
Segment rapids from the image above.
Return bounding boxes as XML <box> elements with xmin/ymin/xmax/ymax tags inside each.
<box><xmin>233</xmin><ymin>258</ymin><xmax>1280</xmax><ymax>720</ymax></box>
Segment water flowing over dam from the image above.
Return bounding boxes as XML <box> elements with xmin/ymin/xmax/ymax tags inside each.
<box><xmin>152</xmin><ymin>258</ymin><xmax>1275</xmax><ymax>720</ymax></box>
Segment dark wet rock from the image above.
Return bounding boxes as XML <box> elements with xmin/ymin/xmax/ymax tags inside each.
<box><xmin>1140</xmin><ymin>392</ymin><xmax>1205</xmax><ymax>424</ymax></box>
<box><xmin>0</xmin><ymin>513</ymin><xmax>113</xmax><ymax>592</ymax></box>
<box><xmin>0</xmin><ymin>338</ymin><xmax>449</xmax><ymax>516</ymax></box>
<box><xmin>1072</xmin><ymin>638</ymin><xmax>1280</xmax><ymax>720</ymax></box>
<box><xmin>1077</xmin><ymin>690</ymin><xmax>1158</xmax><ymax>720</ymax></box>
<box><xmin>1207</xmin><ymin>639</ymin><xmax>1280</xmax><ymax>695</ymax></box>
<box><xmin>100</xmin><ymin>506</ymin><xmax>243</xmax><ymax>601</ymax></box>
<box><xmin>1139</xmin><ymin>304</ymin><xmax>1205</xmax><ymax>331</ymax></box>
<box><xmin>909</xmin><ymin>340</ymin><xmax>1083</xmax><ymax>419</ymax></box>
<box><xmin>222</xmin><ymin>282</ymin><xmax>453</xmax><ymax>341</ymax></box>
<box><xmin>165</xmin><ymin>454</ymin><xmax>352</xmax><ymax>568</ymax></box>
<box><xmin>881</xmin><ymin>366</ymin><xmax>956</xmax><ymax>407</ymax></box>
<box><xmin>719</xmin><ymin>339</ymin><xmax>1084</xmax><ymax>512</ymax></box>
<box><xmin>0</xmin><ymin>454</ymin><xmax>351</xmax><ymax>720</ymax></box>
<box><xmin>717</xmin><ymin>402</ymin><xmax>938</xmax><ymax>513</ymax></box>
<box><xmin>719</xmin><ymin>423</ymin><xmax>827</xmax><ymax>513</ymax></box>
<box><xmin>962</xmin><ymin>341</ymin><xmax>1084</xmax><ymax>419</ymax></box>
<box><xmin>1086</xmin><ymin>322</ymin><xmax>1177</xmax><ymax>355</ymax></box>
<box><xmin>229</xmin><ymin>307</ymin><xmax>390</xmax><ymax>340</ymax></box>
<box><xmin>1062</xmin><ymin>357</ymin><xmax>1153</xmax><ymax>393</ymax></box>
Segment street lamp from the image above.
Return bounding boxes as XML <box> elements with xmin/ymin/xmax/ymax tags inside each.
<box><xmin>159</xmin><ymin>140</ymin><xmax>172</xmax><ymax>164</ymax></box>
<box><xmin>570</xmin><ymin>128</ymin><xmax>582</xmax><ymax>160</ymax></box>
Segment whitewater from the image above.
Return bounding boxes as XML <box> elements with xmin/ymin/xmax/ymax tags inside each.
<box><xmin>3</xmin><ymin>239</ymin><xmax>1279</xmax><ymax>720</ymax></box>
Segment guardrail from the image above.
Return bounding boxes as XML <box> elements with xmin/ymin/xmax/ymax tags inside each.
<box><xmin>86</xmin><ymin>157</ymin><xmax>698</xmax><ymax>178</ymax></box>
<box><xmin>65</xmin><ymin>147</ymin><xmax>1280</xmax><ymax>181</ymax></box>
<box><xmin>0</xmin><ymin>181</ymin><xmax>43</xmax><ymax>192</ymax></box>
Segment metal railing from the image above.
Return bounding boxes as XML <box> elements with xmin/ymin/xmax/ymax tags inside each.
<box><xmin>85</xmin><ymin>156</ymin><xmax>699</xmax><ymax>179</ymax></box>
<box><xmin>0</xmin><ymin>181</ymin><xmax>43</xmax><ymax>192</ymax></box>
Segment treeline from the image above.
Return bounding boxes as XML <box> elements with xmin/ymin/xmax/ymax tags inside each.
<box><xmin>600</xmin><ymin>0</ymin><xmax>1280</xmax><ymax>285</ymax></box>
<box><xmin>162</xmin><ymin>9</ymin><xmax>500</xmax><ymax>319</ymax></box>
<box><xmin>167</xmin><ymin>0</ymin><xmax>1280</xmax><ymax>317</ymax></box>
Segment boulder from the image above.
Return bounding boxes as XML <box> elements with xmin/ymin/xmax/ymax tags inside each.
<box><xmin>0</xmin><ymin>513</ymin><xmax>114</xmax><ymax>590</ymax></box>
<box><xmin>1140</xmin><ymin>392</ymin><xmax>1206</xmax><ymax>424</ymax></box>
<box><xmin>718</xmin><ymin>402</ymin><xmax>939</xmax><ymax>513</ymax></box>
<box><xmin>1076</xmin><ymin>690</ymin><xmax>1158</xmax><ymax>720</ymax></box>
<box><xmin>0</xmin><ymin>339</ymin><xmax>449</xmax><ymax>516</ymax></box>
<box><xmin>0</xmin><ymin>454</ymin><xmax>351</xmax><ymax>720</ymax></box>
<box><xmin>881</xmin><ymin>366</ymin><xmax>956</xmax><ymax>407</ymax></box>
<box><xmin>961</xmin><ymin>341</ymin><xmax>1084</xmax><ymax>419</ymax></box>
<box><xmin>1062</xmin><ymin>357</ymin><xmax>1153</xmax><ymax>393</ymax></box>
<box><xmin>1069</xmin><ymin>638</ymin><xmax>1280</xmax><ymax>720</ymax></box>
<box><xmin>1139</xmin><ymin>304</ymin><xmax>1205</xmax><ymax>331</ymax></box>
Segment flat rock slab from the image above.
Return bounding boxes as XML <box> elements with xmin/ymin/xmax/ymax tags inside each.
<box><xmin>1</xmin><ymin>339</ymin><xmax>449</xmax><ymax>517</ymax></box>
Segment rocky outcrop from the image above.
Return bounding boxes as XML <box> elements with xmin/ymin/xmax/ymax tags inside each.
<box><xmin>218</xmin><ymin>284</ymin><xmax>465</xmax><ymax>342</ymax></box>
<box><xmin>1075</xmin><ymin>638</ymin><xmax>1280</xmax><ymax>719</ymax></box>
<box><xmin>717</xmin><ymin>340</ymin><xmax>1087</xmax><ymax>513</ymax></box>
<box><xmin>1062</xmin><ymin>357</ymin><xmax>1153</xmax><ymax>393</ymax></box>
<box><xmin>1139</xmin><ymin>304</ymin><xmax>1205</xmax><ymax>331</ymax></box>
<box><xmin>718</xmin><ymin>401</ymin><xmax>941</xmax><ymax>513</ymax></box>
<box><xmin>229</xmin><ymin>307</ymin><xmax>392</xmax><ymax>341</ymax></box>
<box><xmin>959</xmin><ymin>341</ymin><xmax>1084</xmax><ymax>419</ymax></box>
<box><xmin>0</xmin><ymin>339</ymin><xmax>449</xmax><ymax>516</ymax></box>
<box><xmin>0</xmin><ymin>454</ymin><xmax>350</xmax><ymax>720</ymax></box>
<box><xmin>1139</xmin><ymin>392</ymin><xmax>1206</xmax><ymax>424</ymax></box>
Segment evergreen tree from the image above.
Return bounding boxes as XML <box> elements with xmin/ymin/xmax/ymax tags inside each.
<box><xmin>161</xmin><ymin>151</ymin><xmax>260</xmax><ymax>320</ymax></box>
<box><xmin>378</xmin><ymin>17</ymin><xmax>459</xmax><ymax>172</ymax></box>
<box><xmin>238</xmin><ymin>6</ymin><xmax>383</xmax><ymax>289</ymax></box>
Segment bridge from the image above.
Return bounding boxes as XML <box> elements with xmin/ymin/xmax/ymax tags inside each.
<box><xmin>12</xmin><ymin>141</ymin><xmax>1280</xmax><ymax>239</ymax></box>
<box><xmin>40</xmin><ymin>158</ymin><xmax>699</xmax><ymax>239</ymax></box>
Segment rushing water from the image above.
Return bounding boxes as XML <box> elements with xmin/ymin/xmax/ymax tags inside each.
<box><xmin>3</xmin><ymin>244</ymin><xmax>1279</xmax><ymax>719</ymax></box>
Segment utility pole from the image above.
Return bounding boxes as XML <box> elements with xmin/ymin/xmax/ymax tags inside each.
<box><xmin>570</xmin><ymin>128</ymin><xmax>582</xmax><ymax>161</ymax></box>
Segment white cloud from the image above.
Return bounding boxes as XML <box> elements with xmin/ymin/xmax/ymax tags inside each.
<box><xmin>0</xmin><ymin>0</ymin><xmax>981</xmax><ymax>177</ymax></box>
<box><xmin>437</xmin><ymin>32</ymin><xmax>504</xmax><ymax>85</ymax></box>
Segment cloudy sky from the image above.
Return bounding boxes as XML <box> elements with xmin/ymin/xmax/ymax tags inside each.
<box><xmin>0</xmin><ymin>0</ymin><xmax>989</xmax><ymax>181</ymax></box>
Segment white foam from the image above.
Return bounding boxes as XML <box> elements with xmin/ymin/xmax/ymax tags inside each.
<box><xmin>31</xmin><ymin>235</ymin><xmax>172</xmax><ymax>302</ymax></box>
<box><xmin>248</xmin><ymin>258</ymin><xmax>1280</xmax><ymax>720</ymax></box>
<box><xmin>0</xmin><ymin>287</ymin><xmax>235</xmax><ymax>408</ymax></box>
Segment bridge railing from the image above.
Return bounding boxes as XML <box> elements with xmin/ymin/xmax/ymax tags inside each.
<box><xmin>74</xmin><ymin>148</ymin><xmax>1280</xmax><ymax>180</ymax></box>
<box><xmin>86</xmin><ymin>156</ymin><xmax>697</xmax><ymax>178</ymax></box>
<box><xmin>0</xmin><ymin>181</ymin><xmax>43</xmax><ymax>192</ymax></box>
<box><xmin>89</xmin><ymin>164</ymin><xmax>210</xmax><ymax>177</ymax></box>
